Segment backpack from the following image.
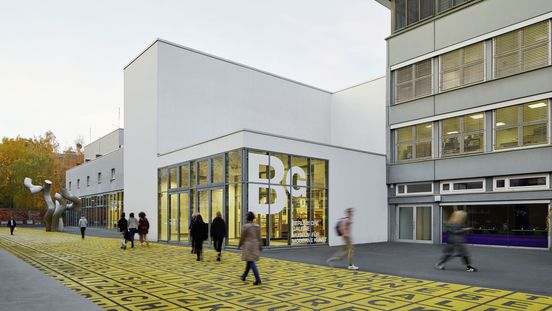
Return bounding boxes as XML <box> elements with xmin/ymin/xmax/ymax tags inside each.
<box><xmin>335</xmin><ymin>219</ymin><xmax>343</xmax><ymax>236</ymax></box>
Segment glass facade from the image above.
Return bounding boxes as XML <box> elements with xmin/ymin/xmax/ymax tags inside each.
<box><xmin>157</xmin><ymin>148</ymin><xmax>328</xmax><ymax>247</ymax></box>
<box><xmin>64</xmin><ymin>191</ymin><xmax>124</xmax><ymax>229</ymax></box>
<box><xmin>442</xmin><ymin>204</ymin><xmax>549</xmax><ymax>248</ymax></box>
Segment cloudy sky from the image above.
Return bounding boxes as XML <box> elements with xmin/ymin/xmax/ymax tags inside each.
<box><xmin>0</xmin><ymin>0</ymin><xmax>389</xmax><ymax>150</ymax></box>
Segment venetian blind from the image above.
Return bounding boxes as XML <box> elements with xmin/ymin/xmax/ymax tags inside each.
<box><xmin>440</xmin><ymin>42</ymin><xmax>484</xmax><ymax>91</ymax></box>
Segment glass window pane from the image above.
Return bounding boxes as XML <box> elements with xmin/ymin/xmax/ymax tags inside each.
<box><xmin>438</xmin><ymin>0</ymin><xmax>452</xmax><ymax>12</ymax></box>
<box><xmin>198</xmin><ymin>159</ymin><xmax>209</xmax><ymax>185</ymax></box>
<box><xmin>291</xmin><ymin>187</ymin><xmax>309</xmax><ymax>245</ymax></box>
<box><xmin>211</xmin><ymin>188</ymin><xmax>223</xmax><ymax>223</ymax></box>
<box><xmin>179</xmin><ymin>193</ymin><xmax>189</xmax><ymax>241</ymax></box>
<box><xmin>269</xmin><ymin>185</ymin><xmax>289</xmax><ymax>246</ymax></box>
<box><xmin>408</xmin><ymin>183</ymin><xmax>432</xmax><ymax>193</ymax></box>
<box><xmin>441</xmin><ymin>50</ymin><xmax>461</xmax><ymax>71</ymax></box>
<box><xmin>416</xmin><ymin>206</ymin><xmax>432</xmax><ymax>240</ymax></box>
<box><xmin>496</xmin><ymin>106</ymin><xmax>518</xmax><ymax>127</ymax></box>
<box><xmin>312</xmin><ymin>188</ymin><xmax>327</xmax><ymax>244</ymax></box>
<box><xmin>495</xmin><ymin>31</ymin><xmax>519</xmax><ymax>55</ymax></box>
<box><xmin>398</xmin><ymin>143</ymin><xmax>413</xmax><ymax>160</ymax></box>
<box><xmin>463</xmin><ymin>62</ymin><xmax>484</xmax><ymax>85</ymax></box>
<box><xmin>169</xmin><ymin>167</ymin><xmax>177</xmax><ymax>189</ymax></box>
<box><xmin>407</xmin><ymin>0</ymin><xmax>419</xmax><ymax>25</ymax></box>
<box><xmin>524</xmin><ymin>101</ymin><xmax>548</xmax><ymax>122</ymax></box>
<box><xmin>495</xmin><ymin>53</ymin><xmax>521</xmax><ymax>78</ymax></box>
<box><xmin>523</xmin><ymin>124</ymin><xmax>547</xmax><ymax>145</ymax></box>
<box><xmin>396</xmin><ymin>82</ymin><xmax>413</xmax><ymax>102</ymax></box>
<box><xmin>453</xmin><ymin>181</ymin><xmax>483</xmax><ymax>190</ymax></box>
<box><xmin>414</xmin><ymin>76</ymin><xmax>432</xmax><ymax>97</ymax></box>
<box><xmin>180</xmin><ymin>164</ymin><xmax>189</xmax><ymax>188</ymax></box>
<box><xmin>169</xmin><ymin>194</ymin><xmax>178</xmax><ymax>241</ymax></box>
<box><xmin>416</xmin><ymin>141</ymin><xmax>432</xmax><ymax>158</ymax></box>
<box><xmin>399</xmin><ymin>206</ymin><xmax>414</xmax><ymax>239</ymax></box>
<box><xmin>395</xmin><ymin>0</ymin><xmax>406</xmax><ymax>30</ymax></box>
<box><xmin>212</xmin><ymin>156</ymin><xmax>224</xmax><ymax>184</ymax></box>
<box><xmin>496</xmin><ymin>128</ymin><xmax>519</xmax><ymax>149</ymax></box>
<box><xmin>441</xmin><ymin>70</ymin><xmax>461</xmax><ymax>90</ymax></box>
<box><xmin>227</xmin><ymin>183</ymin><xmax>242</xmax><ymax>246</ymax></box>
<box><xmin>442</xmin><ymin>117</ymin><xmax>460</xmax><ymax>135</ymax></box>
<box><xmin>397</xmin><ymin>127</ymin><xmax>414</xmax><ymax>142</ymax></box>
<box><xmin>159</xmin><ymin>193</ymin><xmax>168</xmax><ymax>241</ymax></box>
<box><xmin>523</xmin><ymin>44</ymin><xmax>549</xmax><ymax>71</ymax></box>
<box><xmin>250</xmin><ymin>151</ymin><xmax>268</xmax><ymax>180</ymax></box>
<box><xmin>190</xmin><ymin>161</ymin><xmax>196</xmax><ymax>186</ymax></box>
<box><xmin>464</xmin><ymin>132</ymin><xmax>484</xmax><ymax>153</ymax></box>
<box><xmin>510</xmin><ymin>177</ymin><xmax>547</xmax><ymax>187</ymax></box>
<box><xmin>420</xmin><ymin>0</ymin><xmax>434</xmax><ymax>19</ymax></box>
<box><xmin>270</xmin><ymin>153</ymin><xmax>290</xmax><ymax>183</ymax></box>
<box><xmin>523</xmin><ymin>21</ymin><xmax>549</xmax><ymax>46</ymax></box>
<box><xmin>415</xmin><ymin>59</ymin><xmax>432</xmax><ymax>78</ymax></box>
<box><xmin>159</xmin><ymin>168</ymin><xmax>168</xmax><ymax>192</ymax></box>
<box><xmin>291</xmin><ymin>156</ymin><xmax>309</xmax><ymax>187</ymax></box>
<box><xmin>442</xmin><ymin>135</ymin><xmax>460</xmax><ymax>155</ymax></box>
<box><xmin>310</xmin><ymin>159</ymin><xmax>327</xmax><ymax>188</ymax></box>
<box><xmin>227</xmin><ymin>151</ymin><xmax>242</xmax><ymax>183</ymax></box>
<box><xmin>198</xmin><ymin>190</ymin><xmax>209</xmax><ymax>220</ymax></box>
<box><xmin>396</xmin><ymin>66</ymin><xmax>413</xmax><ymax>84</ymax></box>
<box><xmin>416</xmin><ymin>123</ymin><xmax>433</xmax><ymax>139</ymax></box>
<box><xmin>464</xmin><ymin>113</ymin><xmax>484</xmax><ymax>132</ymax></box>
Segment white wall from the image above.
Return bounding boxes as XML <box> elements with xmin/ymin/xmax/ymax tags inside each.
<box><xmin>84</xmin><ymin>129</ymin><xmax>124</xmax><ymax>161</ymax></box>
<box><xmin>66</xmin><ymin>148</ymin><xmax>124</xmax><ymax>197</ymax></box>
<box><xmin>331</xmin><ymin>77</ymin><xmax>386</xmax><ymax>154</ymax></box>
<box><xmin>156</xmin><ymin>40</ymin><xmax>332</xmax><ymax>155</ymax></box>
<box><xmin>124</xmin><ymin>43</ymin><xmax>159</xmax><ymax>240</ymax></box>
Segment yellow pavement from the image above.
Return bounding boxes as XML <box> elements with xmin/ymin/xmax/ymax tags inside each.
<box><xmin>0</xmin><ymin>228</ymin><xmax>551</xmax><ymax>311</ymax></box>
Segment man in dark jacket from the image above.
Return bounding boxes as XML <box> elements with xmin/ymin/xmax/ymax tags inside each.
<box><xmin>117</xmin><ymin>213</ymin><xmax>128</xmax><ymax>250</ymax></box>
<box><xmin>7</xmin><ymin>217</ymin><xmax>16</xmax><ymax>235</ymax></box>
<box><xmin>435</xmin><ymin>210</ymin><xmax>477</xmax><ymax>272</ymax></box>
<box><xmin>190</xmin><ymin>214</ymin><xmax>208</xmax><ymax>261</ymax></box>
<box><xmin>210</xmin><ymin>211</ymin><xmax>227</xmax><ymax>261</ymax></box>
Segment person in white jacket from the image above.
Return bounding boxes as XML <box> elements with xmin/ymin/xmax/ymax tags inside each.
<box><xmin>78</xmin><ymin>215</ymin><xmax>88</xmax><ymax>239</ymax></box>
<box><xmin>128</xmin><ymin>212</ymin><xmax>138</xmax><ymax>248</ymax></box>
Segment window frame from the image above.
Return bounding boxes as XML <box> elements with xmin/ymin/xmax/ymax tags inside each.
<box><xmin>438</xmin><ymin>41</ymin><xmax>486</xmax><ymax>92</ymax></box>
<box><xmin>394</xmin><ymin>59</ymin><xmax>434</xmax><ymax>104</ymax></box>
<box><xmin>440</xmin><ymin>112</ymin><xmax>486</xmax><ymax>157</ymax></box>
<box><xmin>440</xmin><ymin>178</ymin><xmax>486</xmax><ymax>194</ymax></box>
<box><xmin>493</xmin><ymin>100</ymin><xmax>550</xmax><ymax>151</ymax></box>
<box><xmin>395</xmin><ymin>204</ymin><xmax>434</xmax><ymax>243</ymax></box>
<box><xmin>492</xmin><ymin>20</ymin><xmax>551</xmax><ymax>79</ymax></box>
<box><xmin>395</xmin><ymin>123</ymin><xmax>434</xmax><ymax>162</ymax></box>
<box><xmin>394</xmin><ymin>0</ymin><xmax>435</xmax><ymax>32</ymax></box>
<box><xmin>493</xmin><ymin>174</ymin><xmax>550</xmax><ymax>192</ymax></box>
<box><xmin>396</xmin><ymin>182</ymin><xmax>434</xmax><ymax>196</ymax></box>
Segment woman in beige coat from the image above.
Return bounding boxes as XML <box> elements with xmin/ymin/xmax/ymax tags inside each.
<box><xmin>238</xmin><ymin>212</ymin><xmax>262</xmax><ymax>285</ymax></box>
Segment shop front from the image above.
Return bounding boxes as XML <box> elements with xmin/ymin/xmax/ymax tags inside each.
<box><xmin>158</xmin><ymin>148</ymin><xmax>328</xmax><ymax>247</ymax></box>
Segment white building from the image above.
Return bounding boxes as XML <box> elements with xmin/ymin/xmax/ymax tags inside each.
<box><xmin>124</xmin><ymin>39</ymin><xmax>387</xmax><ymax>246</ymax></box>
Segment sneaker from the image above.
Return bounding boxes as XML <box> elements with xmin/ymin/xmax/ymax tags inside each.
<box><xmin>434</xmin><ymin>263</ymin><xmax>444</xmax><ymax>270</ymax></box>
<box><xmin>348</xmin><ymin>264</ymin><xmax>359</xmax><ymax>270</ymax></box>
<box><xmin>466</xmin><ymin>266</ymin><xmax>477</xmax><ymax>272</ymax></box>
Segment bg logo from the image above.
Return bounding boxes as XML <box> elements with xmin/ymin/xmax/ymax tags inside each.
<box><xmin>248</xmin><ymin>153</ymin><xmax>306</xmax><ymax>215</ymax></box>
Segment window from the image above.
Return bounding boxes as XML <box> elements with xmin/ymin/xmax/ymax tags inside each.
<box><xmin>494</xmin><ymin>21</ymin><xmax>550</xmax><ymax>78</ymax></box>
<box><xmin>179</xmin><ymin>164</ymin><xmax>189</xmax><ymax>188</ymax></box>
<box><xmin>493</xmin><ymin>174</ymin><xmax>549</xmax><ymax>191</ymax></box>
<box><xmin>494</xmin><ymin>100</ymin><xmax>549</xmax><ymax>150</ymax></box>
<box><xmin>395</xmin><ymin>0</ymin><xmax>434</xmax><ymax>31</ymax></box>
<box><xmin>86</xmin><ymin>176</ymin><xmax>90</xmax><ymax>187</ymax></box>
<box><xmin>396</xmin><ymin>183</ymin><xmax>433</xmax><ymax>195</ymax></box>
<box><xmin>69</xmin><ymin>181</ymin><xmax>72</xmax><ymax>191</ymax></box>
<box><xmin>396</xmin><ymin>123</ymin><xmax>433</xmax><ymax>161</ymax></box>
<box><xmin>111</xmin><ymin>168</ymin><xmax>116</xmax><ymax>181</ymax></box>
<box><xmin>395</xmin><ymin>59</ymin><xmax>432</xmax><ymax>103</ymax></box>
<box><xmin>441</xmin><ymin>112</ymin><xmax>484</xmax><ymax>156</ymax></box>
<box><xmin>77</xmin><ymin>179</ymin><xmax>80</xmax><ymax>189</ymax></box>
<box><xmin>440</xmin><ymin>42</ymin><xmax>484</xmax><ymax>91</ymax></box>
<box><xmin>441</xmin><ymin>179</ymin><xmax>485</xmax><ymax>194</ymax></box>
<box><xmin>438</xmin><ymin>0</ymin><xmax>471</xmax><ymax>13</ymax></box>
<box><xmin>97</xmin><ymin>172</ymin><xmax>102</xmax><ymax>184</ymax></box>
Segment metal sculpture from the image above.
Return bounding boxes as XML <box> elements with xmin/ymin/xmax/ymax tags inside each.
<box><xmin>24</xmin><ymin>177</ymin><xmax>81</xmax><ymax>232</ymax></box>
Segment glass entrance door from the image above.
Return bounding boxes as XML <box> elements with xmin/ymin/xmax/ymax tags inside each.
<box><xmin>197</xmin><ymin>188</ymin><xmax>224</xmax><ymax>245</ymax></box>
<box><xmin>179</xmin><ymin>192</ymin><xmax>189</xmax><ymax>242</ymax></box>
<box><xmin>398</xmin><ymin>205</ymin><xmax>432</xmax><ymax>242</ymax></box>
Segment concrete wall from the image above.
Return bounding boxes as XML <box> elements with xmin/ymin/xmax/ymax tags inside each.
<box><xmin>66</xmin><ymin>148</ymin><xmax>123</xmax><ymax>197</ymax></box>
<box><xmin>331</xmin><ymin>77</ymin><xmax>387</xmax><ymax>154</ymax></box>
<box><xmin>124</xmin><ymin>43</ymin><xmax>159</xmax><ymax>238</ymax></box>
<box><xmin>156</xmin><ymin>40</ymin><xmax>332</xmax><ymax>155</ymax></box>
<box><xmin>83</xmin><ymin>129</ymin><xmax>124</xmax><ymax>161</ymax></box>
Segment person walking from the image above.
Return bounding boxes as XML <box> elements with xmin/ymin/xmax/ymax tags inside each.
<box><xmin>210</xmin><ymin>211</ymin><xmax>227</xmax><ymax>261</ymax></box>
<box><xmin>435</xmin><ymin>210</ymin><xmax>477</xmax><ymax>272</ymax></box>
<box><xmin>7</xmin><ymin>217</ymin><xmax>16</xmax><ymax>235</ymax></box>
<box><xmin>327</xmin><ymin>207</ymin><xmax>359</xmax><ymax>270</ymax></box>
<box><xmin>128</xmin><ymin>213</ymin><xmax>138</xmax><ymax>248</ymax></box>
<box><xmin>117</xmin><ymin>213</ymin><xmax>128</xmax><ymax>250</ymax></box>
<box><xmin>189</xmin><ymin>213</ymin><xmax>198</xmax><ymax>254</ymax></box>
<box><xmin>138</xmin><ymin>212</ymin><xmax>150</xmax><ymax>247</ymax></box>
<box><xmin>238</xmin><ymin>212</ymin><xmax>262</xmax><ymax>285</ymax></box>
<box><xmin>190</xmin><ymin>214</ymin><xmax>208</xmax><ymax>261</ymax></box>
<box><xmin>78</xmin><ymin>215</ymin><xmax>88</xmax><ymax>239</ymax></box>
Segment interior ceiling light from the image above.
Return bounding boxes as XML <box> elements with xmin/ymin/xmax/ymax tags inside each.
<box><xmin>470</xmin><ymin>114</ymin><xmax>484</xmax><ymax>119</ymax></box>
<box><xmin>528</xmin><ymin>102</ymin><xmax>547</xmax><ymax>109</ymax></box>
<box><xmin>447</xmin><ymin>131</ymin><xmax>459</xmax><ymax>134</ymax></box>
<box><xmin>496</xmin><ymin>122</ymin><xmax>506</xmax><ymax>126</ymax></box>
<box><xmin>425</xmin><ymin>125</ymin><xmax>432</xmax><ymax>128</ymax></box>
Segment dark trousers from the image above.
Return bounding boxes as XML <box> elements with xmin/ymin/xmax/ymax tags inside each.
<box><xmin>242</xmin><ymin>261</ymin><xmax>261</xmax><ymax>282</ymax></box>
<box><xmin>438</xmin><ymin>243</ymin><xmax>471</xmax><ymax>266</ymax></box>
<box><xmin>80</xmin><ymin>227</ymin><xmax>86</xmax><ymax>239</ymax></box>
<box><xmin>194</xmin><ymin>240</ymin><xmax>203</xmax><ymax>260</ymax></box>
<box><xmin>9</xmin><ymin>227</ymin><xmax>15</xmax><ymax>235</ymax></box>
<box><xmin>129</xmin><ymin>228</ymin><xmax>137</xmax><ymax>247</ymax></box>
<box><xmin>213</xmin><ymin>237</ymin><xmax>224</xmax><ymax>253</ymax></box>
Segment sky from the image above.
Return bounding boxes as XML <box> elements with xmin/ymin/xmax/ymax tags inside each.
<box><xmin>0</xmin><ymin>0</ymin><xmax>390</xmax><ymax>150</ymax></box>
